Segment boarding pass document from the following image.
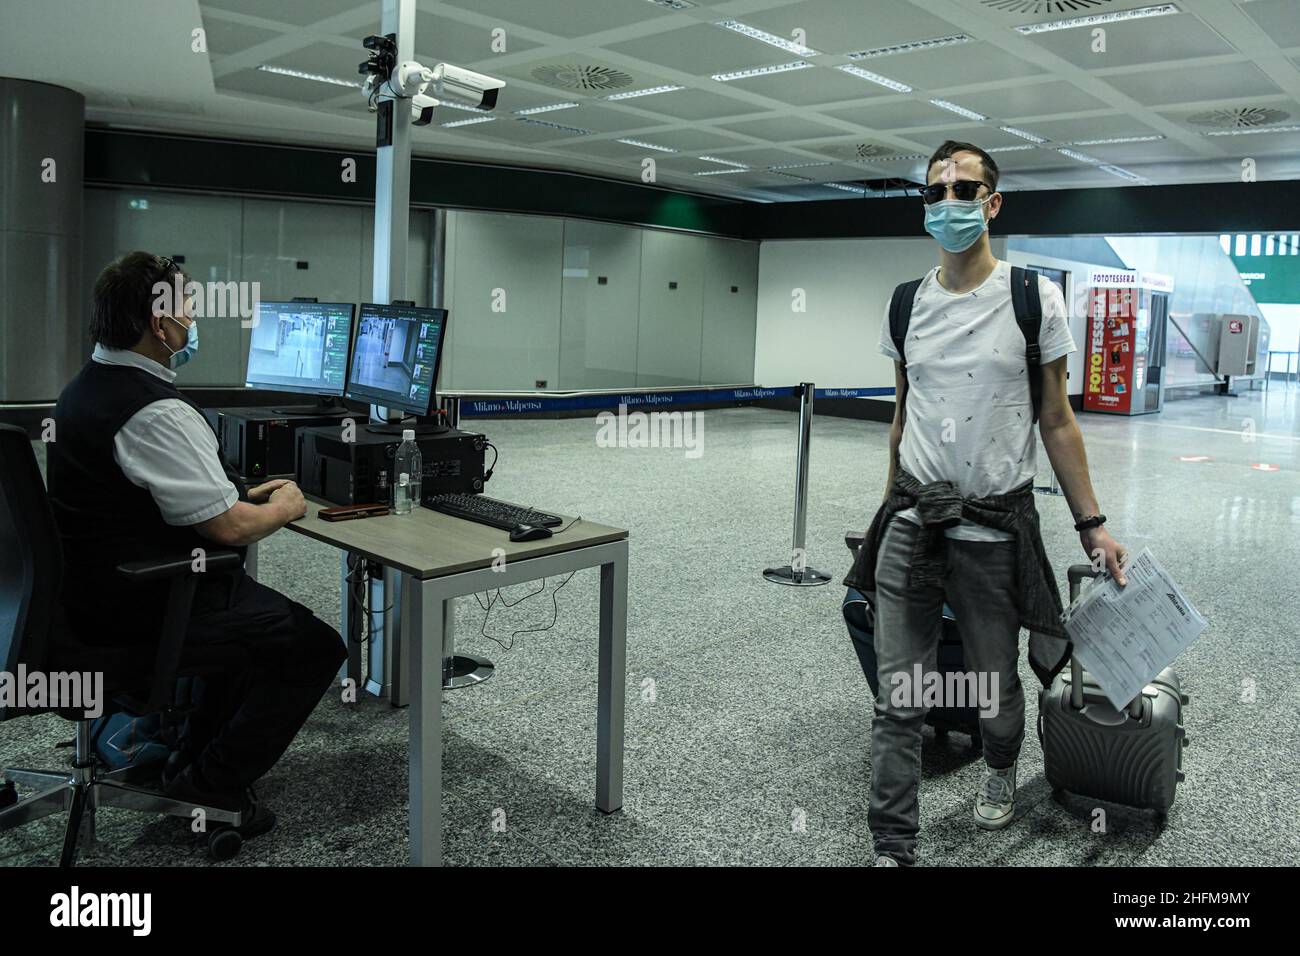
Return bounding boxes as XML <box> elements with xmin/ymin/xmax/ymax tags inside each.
<box><xmin>1063</xmin><ymin>549</ymin><xmax>1207</xmax><ymax>710</ymax></box>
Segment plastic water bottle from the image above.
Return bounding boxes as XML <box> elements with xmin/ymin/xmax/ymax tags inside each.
<box><xmin>393</xmin><ymin>473</ymin><xmax>412</xmax><ymax>515</ymax></box>
<box><xmin>395</xmin><ymin>429</ymin><xmax>423</xmax><ymax>511</ymax></box>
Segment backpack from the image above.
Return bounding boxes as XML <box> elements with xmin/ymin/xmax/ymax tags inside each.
<box><xmin>888</xmin><ymin>265</ymin><xmax>1044</xmax><ymax>423</ymax></box>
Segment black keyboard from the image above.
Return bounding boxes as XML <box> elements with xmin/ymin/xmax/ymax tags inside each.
<box><xmin>426</xmin><ymin>493</ymin><xmax>563</xmax><ymax>531</ymax></box>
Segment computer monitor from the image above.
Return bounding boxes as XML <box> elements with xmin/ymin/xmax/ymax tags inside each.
<box><xmin>344</xmin><ymin>303</ymin><xmax>449</xmax><ymax>419</ymax></box>
<box><xmin>245</xmin><ymin>300</ymin><xmax>355</xmax><ymax>413</ymax></box>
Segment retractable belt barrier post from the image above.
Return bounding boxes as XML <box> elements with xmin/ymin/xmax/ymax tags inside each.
<box><xmin>763</xmin><ymin>382</ymin><xmax>831</xmax><ymax>587</ymax></box>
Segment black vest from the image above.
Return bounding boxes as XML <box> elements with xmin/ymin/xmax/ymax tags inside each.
<box><xmin>46</xmin><ymin>360</ymin><xmax>246</xmax><ymax>644</ymax></box>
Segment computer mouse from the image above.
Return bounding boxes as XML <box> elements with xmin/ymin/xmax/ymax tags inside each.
<box><xmin>509</xmin><ymin>523</ymin><xmax>553</xmax><ymax>542</ymax></box>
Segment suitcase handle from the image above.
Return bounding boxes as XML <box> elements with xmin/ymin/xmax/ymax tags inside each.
<box><xmin>1066</xmin><ymin>565</ymin><xmax>1143</xmax><ymax>720</ymax></box>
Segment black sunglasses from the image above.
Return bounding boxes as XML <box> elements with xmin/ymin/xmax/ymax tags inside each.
<box><xmin>918</xmin><ymin>180</ymin><xmax>993</xmax><ymax>204</ymax></box>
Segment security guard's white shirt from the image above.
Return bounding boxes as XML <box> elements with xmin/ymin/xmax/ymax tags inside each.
<box><xmin>91</xmin><ymin>345</ymin><xmax>239</xmax><ymax>526</ymax></box>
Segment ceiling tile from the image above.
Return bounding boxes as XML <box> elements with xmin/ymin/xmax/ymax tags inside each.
<box><xmin>438</xmin><ymin>0</ymin><xmax>660</xmax><ymax>38</ymax></box>
<box><xmin>1022</xmin><ymin>13</ymin><xmax>1234</xmax><ymax>70</ymax></box>
<box><xmin>202</xmin><ymin>0</ymin><xmax>375</xmax><ymax>28</ymax></box>
<box><xmin>722</xmin><ymin>64</ymin><xmax>902</xmax><ymax>107</ymax></box>
<box><xmin>738</xmin><ymin>0</ymin><xmax>966</xmax><ymax>56</ymax></box>
<box><xmin>200</xmin><ymin>16</ymin><xmax>285</xmax><ymax>55</ymax></box>
<box><xmin>415</xmin><ymin>12</ymin><xmax>542</xmax><ymax>64</ymax></box>
<box><xmin>216</xmin><ymin>68</ymin><xmax>345</xmax><ymax>104</ymax></box>
<box><xmin>1101</xmin><ymin>62</ymin><xmax>1282</xmax><ymax>107</ymax></box>
<box><xmin>946</xmin><ymin>80</ymin><xmax>1108</xmax><ymax>121</ymax></box>
<box><xmin>606</xmin><ymin>22</ymin><xmax>798</xmax><ymax>76</ymax></box>
<box><xmin>823</xmin><ymin>97</ymin><xmax>967</xmax><ymax>130</ymax></box>
<box><xmin>868</xmin><ymin>41</ymin><xmax>1046</xmax><ymax>89</ymax></box>
<box><xmin>1239</xmin><ymin>0</ymin><xmax>1300</xmax><ymax>50</ymax></box>
<box><xmin>714</xmin><ymin>114</ymin><xmax>851</xmax><ymax>143</ymax></box>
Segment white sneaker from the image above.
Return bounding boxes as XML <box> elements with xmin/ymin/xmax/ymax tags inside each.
<box><xmin>973</xmin><ymin>760</ymin><xmax>1017</xmax><ymax>830</ymax></box>
<box><xmin>874</xmin><ymin>855</ymin><xmax>899</xmax><ymax>867</ymax></box>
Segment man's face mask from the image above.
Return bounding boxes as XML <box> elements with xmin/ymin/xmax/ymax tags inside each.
<box><xmin>923</xmin><ymin>196</ymin><xmax>992</xmax><ymax>254</ymax></box>
<box><xmin>163</xmin><ymin>315</ymin><xmax>199</xmax><ymax>369</ymax></box>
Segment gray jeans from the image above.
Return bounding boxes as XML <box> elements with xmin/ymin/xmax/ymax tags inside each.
<box><xmin>868</xmin><ymin>517</ymin><xmax>1025</xmax><ymax>865</ymax></box>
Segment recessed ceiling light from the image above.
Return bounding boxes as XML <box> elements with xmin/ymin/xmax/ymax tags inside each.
<box><xmin>712</xmin><ymin>61</ymin><xmax>813</xmax><ymax>82</ymax></box>
<box><xmin>699</xmin><ymin>156</ymin><xmax>748</xmax><ymax>168</ymax></box>
<box><xmin>256</xmin><ymin>65</ymin><xmax>361</xmax><ymax>89</ymax></box>
<box><xmin>837</xmin><ymin>65</ymin><xmax>912</xmax><ymax>93</ymax></box>
<box><xmin>1014</xmin><ymin>3</ymin><xmax>1180</xmax><ymax>35</ymax></box>
<box><xmin>986</xmin><ymin>144</ymin><xmax>1039</xmax><ymax>152</ymax></box>
<box><xmin>1057</xmin><ymin>147</ymin><xmax>1100</xmax><ymax>163</ymax></box>
<box><xmin>604</xmin><ymin>85</ymin><xmax>684</xmax><ymax>100</ymax></box>
<box><xmin>517</xmin><ymin>118</ymin><xmax>591</xmax><ymax>135</ymax></box>
<box><xmin>441</xmin><ymin>116</ymin><xmax>496</xmax><ymax>128</ymax></box>
<box><xmin>929</xmin><ymin>99</ymin><xmax>987</xmax><ymax>121</ymax></box>
<box><xmin>824</xmin><ymin>182</ymin><xmax>868</xmax><ymax>194</ymax></box>
<box><xmin>846</xmin><ymin>34</ymin><xmax>972</xmax><ymax>58</ymax></box>
<box><xmin>716</xmin><ymin>20</ymin><xmax>820</xmax><ymax>56</ymax></box>
<box><xmin>693</xmin><ymin>168</ymin><xmax>748</xmax><ymax>176</ymax></box>
<box><xmin>644</xmin><ymin>0</ymin><xmax>695</xmax><ymax>9</ymax></box>
<box><xmin>513</xmin><ymin>102</ymin><xmax>579</xmax><ymax>115</ymax></box>
<box><xmin>1202</xmin><ymin>125</ymin><xmax>1300</xmax><ymax>136</ymax></box>
<box><xmin>1098</xmin><ymin>164</ymin><xmax>1149</xmax><ymax>183</ymax></box>
<box><xmin>1000</xmin><ymin>125</ymin><xmax>1048</xmax><ymax>144</ymax></box>
<box><xmin>616</xmin><ymin>138</ymin><xmax>677</xmax><ymax>152</ymax></box>
<box><xmin>768</xmin><ymin>161</ymin><xmax>832</xmax><ymax>170</ymax></box>
<box><xmin>769</xmin><ymin>171</ymin><xmax>814</xmax><ymax>181</ymax></box>
<box><xmin>1070</xmin><ymin>135</ymin><xmax>1165</xmax><ymax>145</ymax></box>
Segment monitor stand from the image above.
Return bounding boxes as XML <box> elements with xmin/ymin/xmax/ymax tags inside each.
<box><xmin>268</xmin><ymin>397</ymin><xmax>351</xmax><ymax>417</ymax></box>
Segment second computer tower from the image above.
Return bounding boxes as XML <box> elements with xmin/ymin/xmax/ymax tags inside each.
<box><xmin>297</xmin><ymin>423</ymin><xmax>487</xmax><ymax>505</ymax></box>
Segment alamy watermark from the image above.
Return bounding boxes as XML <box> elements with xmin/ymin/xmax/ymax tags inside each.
<box><xmin>595</xmin><ymin>403</ymin><xmax>703</xmax><ymax>459</ymax></box>
<box><xmin>887</xmin><ymin>665</ymin><xmax>999</xmax><ymax>718</ymax></box>
<box><xmin>151</xmin><ymin>275</ymin><xmax>261</xmax><ymax>327</ymax></box>
<box><xmin>1</xmin><ymin>665</ymin><xmax>103</xmax><ymax>719</ymax></box>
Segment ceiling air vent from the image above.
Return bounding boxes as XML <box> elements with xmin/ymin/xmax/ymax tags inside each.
<box><xmin>825</xmin><ymin>143</ymin><xmax>899</xmax><ymax>162</ymax></box>
<box><xmin>980</xmin><ymin>0</ymin><xmax>1114</xmax><ymax>13</ymax></box>
<box><xmin>1186</xmin><ymin>106</ymin><xmax>1291</xmax><ymax>129</ymax></box>
<box><xmin>530</xmin><ymin>64</ymin><xmax>636</xmax><ymax>94</ymax></box>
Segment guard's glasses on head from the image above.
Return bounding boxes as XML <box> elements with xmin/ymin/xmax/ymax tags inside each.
<box><xmin>918</xmin><ymin>180</ymin><xmax>993</xmax><ymax>204</ymax></box>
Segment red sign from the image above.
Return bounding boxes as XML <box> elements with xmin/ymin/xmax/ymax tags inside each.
<box><xmin>1229</xmin><ymin>319</ymin><xmax>1243</xmax><ymax>334</ymax></box>
<box><xmin>1084</xmin><ymin>287</ymin><xmax>1136</xmax><ymax>413</ymax></box>
<box><xmin>1251</xmin><ymin>463</ymin><xmax>1279</xmax><ymax>472</ymax></box>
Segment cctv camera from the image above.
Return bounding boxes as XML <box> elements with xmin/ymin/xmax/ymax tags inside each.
<box><xmin>411</xmin><ymin>94</ymin><xmax>439</xmax><ymax>126</ymax></box>
<box><xmin>429</xmin><ymin>64</ymin><xmax>505</xmax><ymax>110</ymax></box>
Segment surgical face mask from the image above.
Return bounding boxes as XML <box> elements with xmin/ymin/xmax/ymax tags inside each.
<box><xmin>923</xmin><ymin>197</ymin><xmax>992</xmax><ymax>253</ymax></box>
<box><xmin>163</xmin><ymin>316</ymin><xmax>199</xmax><ymax>369</ymax></box>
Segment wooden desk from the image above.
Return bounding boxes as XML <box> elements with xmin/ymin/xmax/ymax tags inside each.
<box><xmin>276</xmin><ymin>500</ymin><xmax>629</xmax><ymax>866</ymax></box>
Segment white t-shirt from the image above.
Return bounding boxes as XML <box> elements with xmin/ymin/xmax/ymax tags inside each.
<box><xmin>878</xmin><ymin>260</ymin><xmax>1074</xmax><ymax>542</ymax></box>
<box><xmin>92</xmin><ymin>345</ymin><xmax>239</xmax><ymax>526</ymax></box>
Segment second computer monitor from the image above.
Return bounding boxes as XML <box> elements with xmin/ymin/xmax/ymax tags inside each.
<box><xmin>344</xmin><ymin>303</ymin><xmax>448</xmax><ymax>416</ymax></box>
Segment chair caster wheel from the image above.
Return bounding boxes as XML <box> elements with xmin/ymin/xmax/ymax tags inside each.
<box><xmin>208</xmin><ymin>827</ymin><xmax>242</xmax><ymax>861</ymax></box>
<box><xmin>0</xmin><ymin>781</ymin><xmax>16</xmax><ymax>809</ymax></box>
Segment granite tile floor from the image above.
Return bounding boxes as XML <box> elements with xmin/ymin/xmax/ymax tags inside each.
<box><xmin>4</xmin><ymin>383</ymin><xmax>1298</xmax><ymax>866</ymax></box>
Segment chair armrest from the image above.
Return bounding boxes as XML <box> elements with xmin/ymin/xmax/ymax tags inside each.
<box><xmin>844</xmin><ymin>531</ymin><xmax>865</xmax><ymax>556</ymax></box>
<box><xmin>116</xmin><ymin>550</ymin><xmax>243</xmax><ymax>583</ymax></box>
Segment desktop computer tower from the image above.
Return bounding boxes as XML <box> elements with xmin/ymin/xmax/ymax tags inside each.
<box><xmin>296</xmin><ymin>423</ymin><xmax>487</xmax><ymax>505</ymax></box>
<box><xmin>202</xmin><ymin>407</ymin><xmax>346</xmax><ymax>481</ymax></box>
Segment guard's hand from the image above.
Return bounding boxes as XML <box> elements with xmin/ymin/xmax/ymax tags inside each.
<box><xmin>270</xmin><ymin>480</ymin><xmax>307</xmax><ymax>521</ymax></box>
<box><xmin>247</xmin><ymin>478</ymin><xmax>291</xmax><ymax>503</ymax></box>
<box><xmin>1081</xmin><ymin>526</ymin><xmax>1128</xmax><ymax>587</ymax></box>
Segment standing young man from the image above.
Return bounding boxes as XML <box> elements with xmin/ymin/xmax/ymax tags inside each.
<box><xmin>844</xmin><ymin>141</ymin><xmax>1128</xmax><ymax>867</ymax></box>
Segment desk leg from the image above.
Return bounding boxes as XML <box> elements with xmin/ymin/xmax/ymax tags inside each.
<box><xmin>341</xmin><ymin>552</ymin><xmax>363</xmax><ymax>689</ymax></box>
<box><xmin>596</xmin><ymin>540</ymin><xmax>628</xmax><ymax>814</ymax></box>
<box><xmin>408</xmin><ymin>576</ymin><xmax>444</xmax><ymax>867</ymax></box>
<box><xmin>245</xmin><ymin>540</ymin><xmax>258</xmax><ymax>581</ymax></box>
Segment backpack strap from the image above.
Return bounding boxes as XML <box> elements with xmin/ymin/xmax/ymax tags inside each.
<box><xmin>888</xmin><ymin>278</ymin><xmax>923</xmax><ymax>412</ymax></box>
<box><xmin>1010</xmin><ymin>266</ymin><xmax>1044</xmax><ymax>424</ymax></box>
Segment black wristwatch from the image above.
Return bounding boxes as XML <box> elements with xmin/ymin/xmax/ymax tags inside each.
<box><xmin>1074</xmin><ymin>514</ymin><xmax>1106</xmax><ymax>532</ymax></box>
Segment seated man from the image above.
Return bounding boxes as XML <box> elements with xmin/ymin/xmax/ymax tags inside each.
<box><xmin>46</xmin><ymin>251</ymin><xmax>346</xmax><ymax>838</ymax></box>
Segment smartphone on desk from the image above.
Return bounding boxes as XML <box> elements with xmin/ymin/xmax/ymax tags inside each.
<box><xmin>319</xmin><ymin>503</ymin><xmax>390</xmax><ymax>522</ymax></box>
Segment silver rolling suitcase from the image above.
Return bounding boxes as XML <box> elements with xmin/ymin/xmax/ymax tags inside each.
<box><xmin>1037</xmin><ymin>565</ymin><xmax>1190</xmax><ymax>814</ymax></box>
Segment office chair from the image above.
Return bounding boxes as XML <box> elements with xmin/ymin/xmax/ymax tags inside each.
<box><xmin>0</xmin><ymin>423</ymin><xmax>249</xmax><ymax>864</ymax></box>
